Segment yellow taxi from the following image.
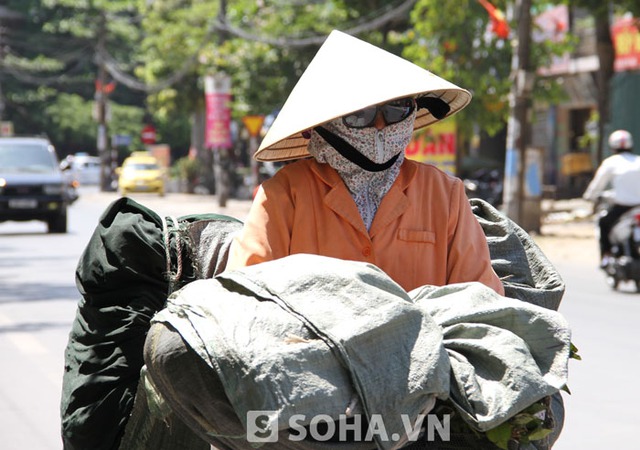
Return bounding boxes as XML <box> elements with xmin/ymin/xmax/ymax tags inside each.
<box><xmin>116</xmin><ymin>152</ymin><xmax>165</xmax><ymax>196</ymax></box>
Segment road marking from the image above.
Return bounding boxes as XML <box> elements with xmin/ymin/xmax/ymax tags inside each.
<box><xmin>0</xmin><ymin>311</ymin><xmax>49</xmax><ymax>355</ymax></box>
<box><xmin>0</xmin><ymin>311</ymin><xmax>64</xmax><ymax>387</ymax></box>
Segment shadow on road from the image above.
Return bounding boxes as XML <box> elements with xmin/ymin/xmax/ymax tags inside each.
<box><xmin>0</xmin><ymin>282</ymin><xmax>79</xmax><ymax>304</ymax></box>
<box><xmin>0</xmin><ymin>321</ymin><xmax>74</xmax><ymax>333</ymax></box>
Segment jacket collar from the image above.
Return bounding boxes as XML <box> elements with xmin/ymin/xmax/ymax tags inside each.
<box><xmin>309</xmin><ymin>159</ymin><xmax>417</xmax><ymax>237</ymax></box>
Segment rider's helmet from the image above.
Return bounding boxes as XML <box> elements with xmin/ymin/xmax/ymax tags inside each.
<box><xmin>608</xmin><ymin>129</ymin><xmax>633</xmax><ymax>152</ymax></box>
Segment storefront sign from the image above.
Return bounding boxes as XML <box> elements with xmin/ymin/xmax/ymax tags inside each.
<box><xmin>612</xmin><ymin>16</ymin><xmax>640</xmax><ymax>72</ymax></box>
<box><xmin>405</xmin><ymin>121</ymin><xmax>457</xmax><ymax>175</ymax></box>
<box><xmin>1</xmin><ymin>121</ymin><xmax>14</xmax><ymax>137</ymax></box>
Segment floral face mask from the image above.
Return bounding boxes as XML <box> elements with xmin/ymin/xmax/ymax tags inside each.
<box><xmin>307</xmin><ymin>108</ymin><xmax>416</xmax><ymax>230</ymax></box>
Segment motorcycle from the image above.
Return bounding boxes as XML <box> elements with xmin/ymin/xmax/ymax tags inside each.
<box><xmin>601</xmin><ymin>204</ymin><xmax>640</xmax><ymax>291</ymax></box>
<box><xmin>463</xmin><ymin>168</ymin><xmax>503</xmax><ymax>208</ymax></box>
<box><xmin>60</xmin><ymin>161</ymin><xmax>80</xmax><ymax>204</ymax></box>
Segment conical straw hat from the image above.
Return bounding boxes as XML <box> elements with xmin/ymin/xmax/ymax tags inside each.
<box><xmin>255</xmin><ymin>30</ymin><xmax>472</xmax><ymax>162</ymax></box>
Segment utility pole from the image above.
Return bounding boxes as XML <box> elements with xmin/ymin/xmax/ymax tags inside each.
<box><xmin>0</xmin><ymin>25</ymin><xmax>6</xmax><ymax>125</ymax></box>
<box><xmin>213</xmin><ymin>0</ymin><xmax>231</xmax><ymax>207</ymax></box>
<box><xmin>207</xmin><ymin>73</ymin><xmax>232</xmax><ymax>207</ymax></box>
<box><xmin>503</xmin><ymin>0</ymin><xmax>539</xmax><ymax>230</ymax></box>
<box><xmin>96</xmin><ymin>11</ymin><xmax>112</xmax><ymax>192</ymax></box>
<box><xmin>593</xmin><ymin>9</ymin><xmax>614</xmax><ymax>165</ymax></box>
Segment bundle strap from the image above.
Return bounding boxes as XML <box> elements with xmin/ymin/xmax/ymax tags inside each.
<box><xmin>162</xmin><ymin>216</ymin><xmax>183</xmax><ymax>287</ymax></box>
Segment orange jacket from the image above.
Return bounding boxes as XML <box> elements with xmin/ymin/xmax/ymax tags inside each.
<box><xmin>228</xmin><ymin>158</ymin><xmax>504</xmax><ymax>295</ymax></box>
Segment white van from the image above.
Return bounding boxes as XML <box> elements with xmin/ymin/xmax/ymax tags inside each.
<box><xmin>68</xmin><ymin>153</ymin><xmax>101</xmax><ymax>186</ymax></box>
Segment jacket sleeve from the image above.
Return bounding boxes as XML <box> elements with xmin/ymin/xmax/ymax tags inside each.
<box><xmin>445</xmin><ymin>180</ymin><xmax>505</xmax><ymax>296</ymax></box>
<box><xmin>226</xmin><ymin>177</ymin><xmax>294</xmax><ymax>270</ymax></box>
<box><xmin>583</xmin><ymin>159</ymin><xmax>613</xmax><ymax>202</ymax></box>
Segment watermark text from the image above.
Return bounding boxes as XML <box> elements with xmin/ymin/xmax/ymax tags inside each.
<box><xmin>246</xmin><ymin>411</ymin><xmax>450</xmax><ymax>444</ymax></box>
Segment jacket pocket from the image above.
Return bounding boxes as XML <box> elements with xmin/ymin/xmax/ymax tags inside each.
<box><xmin>398</xmin><ymin>229</ymin><xmax>436</xmax><ymax>243</ymax></box>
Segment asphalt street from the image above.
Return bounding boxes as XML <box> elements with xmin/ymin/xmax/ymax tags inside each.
<box><xmin>0</xmin><ymin>187</ymin><xmax>637</xmax><ymax>449</ymax></box>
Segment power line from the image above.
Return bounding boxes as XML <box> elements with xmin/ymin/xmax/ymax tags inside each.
<box><xmin>214</xmin><ymin>0</ymin><xmax>416</xmax><ymax>47</ymax></box>
<box><xmin>1</xmin><ymin>0</ymin><xmax>416</xmax><ymax>93</ymax></box>
<box><xmin>0</xmin><ymin>58</ymin><xmax>91</xmax><ymax>86</ymax></box>
<box><xmin>102</xmin><ymin>0</ymin><xmax>416</xmax><ymax>92</ymax></box>
<box><xmin>101</xmin><ymin>46</ymin><xmax>199</xmax><ymax>93</ymax></box>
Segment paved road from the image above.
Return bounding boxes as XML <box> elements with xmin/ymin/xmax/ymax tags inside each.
<box><xmin>0</xmin><ymin>188</ymin><xmax>637</xmax><ymax>449</ymax></box>
<box><xmin>533</xmin><ymin>221</ymin><xmax>640</xmax><ymax>449</ymax></box>
<box><xmin>0</xmin><ymin>187</ymin><xmax>251</xmax><ymax>450</ymax></box>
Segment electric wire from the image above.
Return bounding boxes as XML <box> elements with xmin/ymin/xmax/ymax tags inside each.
<box><xmin>214</xmin><ymin>0</ymin><xmax>415</xmax><ymax>47</ymax></box>
<box><xmin>103</xmin><ymin>0</ymin><xmax>415</xmax><ymax>92</ymax></box>
<box><xmin>0</xmin><ymin>55</ymin><xmax>92</xmax><ymax>86</ymax></box>
<box><xmin>2</xmin><ymin>0</ymin><xmax>416</xmax><ymax>92</ymax></box>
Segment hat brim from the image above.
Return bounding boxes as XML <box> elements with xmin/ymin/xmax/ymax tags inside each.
<box><xmin>255</xmin><ymin>31</ymin><xmax>472</xmax><ymax>163</ymax></box>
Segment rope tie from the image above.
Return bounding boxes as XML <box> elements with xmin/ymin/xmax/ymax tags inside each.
<box><xmin>162</xmin><ymin>216</ymin><xmax>183</xmax><ymax>285</ymax></box>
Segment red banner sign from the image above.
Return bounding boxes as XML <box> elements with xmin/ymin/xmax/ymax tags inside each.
<box><xmin>205</xmin><ymin>75</ymin><xmax>233</xmax><ymax>149</ymax></box>
<box><xmin>612</xmin><ymin>17</ymin><xmax>640</xmax><ymax>72</ymax></box>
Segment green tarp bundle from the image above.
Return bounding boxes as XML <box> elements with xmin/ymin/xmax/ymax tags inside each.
<box><xmin>146</xmin><ymin>255</ymin><xmax>570</xmax><ymax>450</ymax></box>
<box><xmin>470</xmin><ymin>199</ymin><xmax>565</xmax><ymax>311</ymax></box>
<box><xmin>60</xmin><ymin>197</ymin><xmax>242</xmax><ymax>450</ymax></box>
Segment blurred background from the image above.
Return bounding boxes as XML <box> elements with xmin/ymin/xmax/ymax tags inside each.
<box><xmin>0</xmin><ymin>0</ymin><xmax>638</xmax><ymax>231</ymax></box>
<box><xmin>2</xmin><ymin>2</ymin><xmax>640</xmax><ymax>448</ymax></box>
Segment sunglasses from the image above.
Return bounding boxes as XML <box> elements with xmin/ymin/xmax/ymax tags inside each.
<box><xmin>342</xmin><ymin>97</ymin><xmax>416</xmax><ymax>129</ymax></box>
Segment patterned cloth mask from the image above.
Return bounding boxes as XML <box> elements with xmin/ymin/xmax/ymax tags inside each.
<box><xmin>307</xmin><ymin>109</ymin><xmax>416</xmax><ymax>230</ymax></box>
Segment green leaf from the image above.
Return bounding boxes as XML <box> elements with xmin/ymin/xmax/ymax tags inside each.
<box><xmin>511</xmin><ymin>413</ymin><xmax>536</xmax><ymax>426</ymax></box>
<box><xmin>528</xmin><ymin>427</ymin><xmax>553</xmax><ymax>440</ymax></box>
<box><xmin>486</xmin><ymin>423</ymin><xmax>513</xmax><ymax>450</ymax></box>
<box><xmin>570</xmin><ymin>342</ymin><xmax>582</xmax><ymax>360</ymax></box>
<box><xmin>522</xmin><ymin>402</ymin><xmax>547</xmax><ymax>415</ymax></box>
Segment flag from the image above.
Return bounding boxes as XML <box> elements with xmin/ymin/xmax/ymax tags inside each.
<box><xmin>478</xmin><ymin>0</ymin><xmax>510</xmax><ymax>39</ymax></box>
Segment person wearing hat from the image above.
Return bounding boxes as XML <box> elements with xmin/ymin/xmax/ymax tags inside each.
<box><xmin>227</xmin><ymin>30</ymin><xmax>504</xmax><ymax>296</ymax></box>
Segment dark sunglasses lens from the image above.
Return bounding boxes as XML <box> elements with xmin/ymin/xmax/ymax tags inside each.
<box><xmin>382</xmin><ymin>98</ymin><xmax>415</xmax><ymax>124</ymax></box>
<box><xmin>343</xmin><ymin>107</ymin><xmax>377</xmax><ymax>128</ymax></box>
<box><xmin>343</xmin><ymin>98</ymin><xmax>414</xmax><ymax>128</ymax></box>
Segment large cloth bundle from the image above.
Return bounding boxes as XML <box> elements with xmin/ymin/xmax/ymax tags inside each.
<box><xmin>145</xmin><ymin>254</ymin><xmax>570</xmax><ymax>450</ymax></box>
<box><xmin>61</xmin><ymin>197</ymin><xmax>569</xmax><ymax>450</ymax></box>
<box><xmin>148</xmin><ymin>255</ymin><xmax>449</xmax><ymax>450</ymax></box>
<box><xmin>470</xmin><ymin>199</ymin><xmax>564</xmax><ymax>310</ymax></box>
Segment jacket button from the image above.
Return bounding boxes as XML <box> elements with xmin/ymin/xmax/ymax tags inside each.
<box><xmin>362</xmin><ymin>247</ymin><xmax>371</xmax><ymax>257</ymax></box>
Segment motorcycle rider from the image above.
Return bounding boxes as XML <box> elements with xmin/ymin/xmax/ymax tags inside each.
<box><xmin>583</xmin><ymin>129</ymin><xmax>640</xmax><ymax>267</ymax></box>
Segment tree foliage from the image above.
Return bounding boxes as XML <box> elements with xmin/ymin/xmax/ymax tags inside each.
<box><xmin>405</xmin><ymin>0</ymin><xmax>574</xmax><ymax>138</ymax></box>
<box><xmin>1</xmin><ymin>0</ymin><xmax>639</xmax><ymax>161</ymax></box>
<box><xmin>563</xmin><ymin>0</ymin><xmax>640</xmax><ymax>161</ymax></box>
<box><xmin>0</xmin><ymin>0</ymin><xmax>148</xmax><ymax>154</ymax></box>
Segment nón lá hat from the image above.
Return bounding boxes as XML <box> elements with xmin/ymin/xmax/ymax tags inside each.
<box><xmin>255</xmin><ymin>30</ymin><xmax>472</xmax><ymax>162</ymax></box>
